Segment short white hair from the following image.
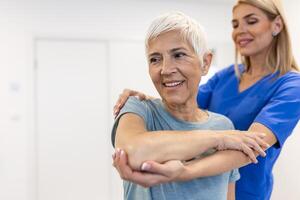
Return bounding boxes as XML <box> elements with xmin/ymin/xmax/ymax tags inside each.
<box><xmin>145</xmin><ymin>11</ymin><xmax>210</xmax><ymax>65</ymax></box>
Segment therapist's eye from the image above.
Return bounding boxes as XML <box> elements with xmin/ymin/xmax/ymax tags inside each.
<box><xmin>232</xmin><ymin>21</ymin><xmax>239</xmax><ymax>29</ymax></box>
<box><xmin>247</xmin><ymin>18</ymin><xmax>258</xmax><ymax>25</ymax></box>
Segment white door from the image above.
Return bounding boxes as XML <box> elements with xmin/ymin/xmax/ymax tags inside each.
<box><xmin>35</xmin><ymin>39</ymin><xmax>111</xmax><ymax>200</ymax></box>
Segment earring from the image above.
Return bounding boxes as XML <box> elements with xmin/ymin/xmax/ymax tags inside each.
<box><xmin>272</xmin><ymin>32</ymin><xmax>278</xmax><ymax>37</ymax></box>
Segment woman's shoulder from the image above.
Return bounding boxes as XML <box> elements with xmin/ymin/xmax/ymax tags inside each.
<box><xmin>282</xmin><ymin>70</ymin><xmax>300</xmax><ymax>78</ymax></box>
<box><xmin>268</xmin><ymin>71</ymin><xmax>300</xmax><ymax>98</ymax></box>
<box><xmin>276</xmin><ymin>71</ymin><xmax>300</xmax><ymax>86</ymax></box>
<box><xmin>207</xmin><ymin>111</ymin><xmax>235</xmax><ymax>130</ymax></box>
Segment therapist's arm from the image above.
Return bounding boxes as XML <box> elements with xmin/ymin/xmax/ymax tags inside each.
<box><xmin>177</xmin><ymin>123</ymin><xmax>276</xmax><ymax>181</ymax></box>
<box><xmin>115</xmin><ymin>113</ymin><xmax>268</xmax><ymax>171</ymax></box>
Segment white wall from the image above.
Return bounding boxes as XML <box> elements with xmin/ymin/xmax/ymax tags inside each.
<box><xmin>0</xmin><ymin>0</ymin><xmax>299</xmax><ymax>200</ymax></box>
<box><xmin>287</xmin><ymin>0</ymin><xmax>300</xmax><ymax>64</ymax></box>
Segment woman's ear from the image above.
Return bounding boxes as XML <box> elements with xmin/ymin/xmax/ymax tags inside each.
<box><xmin>201</xmin><ymin>53</ymin><xmax>213</xmax><ymax>76</ymax></box>
<box><xmin>272</xmin><ymin>15</ymin><xmax>283</xmax><ymax>36</ymax></box>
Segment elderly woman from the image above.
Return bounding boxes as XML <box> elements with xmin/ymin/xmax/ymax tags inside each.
<box><xmin>111</xmin><ymin>12</ymin><xmax>268</xmax><ymax>200</ymax></box>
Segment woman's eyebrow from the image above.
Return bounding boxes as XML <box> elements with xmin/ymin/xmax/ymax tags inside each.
<box><xmin>243</xmin><ymin>13</ymin><xmax>256</xmax><ymax>19</ymax></box>
<box><xmin>169</xmin><ymin>47</ymin><xmax>187</xmax><ymax>53</ymax></box>
<box><xmin>232</xmin><ymin>13</ymin><xmax>257</xmax><ymax>23</ymax></box>
<box><xmin>148</xmin><ymin>52</ymin><xmax>160</xmax><ymax>57</ymax></box>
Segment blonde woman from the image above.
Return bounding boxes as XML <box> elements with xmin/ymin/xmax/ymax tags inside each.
<box><xmin>113</xmin><ymin>0</ymin><xmax>300</xmax><ymax>199</ymax></box>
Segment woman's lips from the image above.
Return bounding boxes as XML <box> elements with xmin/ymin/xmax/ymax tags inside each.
<box><xmin>163</xmin><ymin>81</ymin><xmax>184</xmax><ymax>88</ymax></box>
<box><xmin>237</xmin><ymin>38</ymin><xmax>253</xmax><ymax>47</ymax></box>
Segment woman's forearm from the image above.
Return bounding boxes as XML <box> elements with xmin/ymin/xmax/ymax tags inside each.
<box><xmin>179</xmin><ymin>150</ymin><xmax>251</xmax><ymax>181</ymax></box>
<box><xmin>118</xmin><ymin>130</ymin><xmax>220</xmax><ymax>170</ymax></box>
<box><xmin>115</xmin><ymin>113</ymin><xmax>222</xmax><ymax>170</ymax></box>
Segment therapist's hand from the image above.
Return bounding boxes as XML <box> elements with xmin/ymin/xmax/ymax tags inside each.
<box><xmin>217</xmin><ymin>130</ymin><xmax>269</xmax><ymax>163</ymax></box>
<box><xmin>113</xmin><ymin>89</ymin><xmax>149</xmax><ymax>117</ymax></box>
<box><xmin>112</xmin><ymin>149</ymin><xmax>184</xmax><ymax>187</ymax></box>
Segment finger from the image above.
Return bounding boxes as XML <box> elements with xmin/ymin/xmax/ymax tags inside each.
<box><xmin>256</xmin><ymin>132</ymin><xmax>266</xmax><ymax>139</ymax></box>
<box><xmin>119</xmin><ymin>150</ymin><xmax>128</xmax><ymax>165</ymax></box>
<box><xmin>114</xmin><ymin>149</ymin><xmax>121</xmax><ymax>162</ymax></box>
<box><xmin>253</xmin><ymin>136</ymin><xmax>270</xmax><ymax>149</ymax></box>
<box><xmin>112</xmin><ymin>149</ymin><xmax>121</xmax><ymax>168</ymax></box>
<box><xmin>113</xmin><ymin>89</ymin><xmax>133</xmax><ymax>116</ymax></box>
<box><xmin>131</xmin><ymin>171</ymin><xmax>169</xmax><ymax>187</ymax></box>
<box><xmin>113</xmin><ymin>96</ymin><xmax>127</xmax><ymax>115</ymax></box>
<box><xmin>244</xmin><ymin>134</ymin><xmax>269</xmax><ymax>156</ymax></box>
<box><xmin>118</xmin><ymin>150</ymin><xmax>134</xmax><ymax>180</ymax></box>
<box><xmin>253</xmin><ymin>145</ymin><xmax>266</xmax><ymax>157</ymax></box>
<box><xmin>112</xmin><ymin>152</ymin><xmax>117</xmax><ymax>167</ymax></box>
<box><xmin>123</xmin><ymin>89</ymin><xmax>146</xmax><ymax>101</ymax></box>
<box><xmin>141</xmin><ymin>161</ymin><xmax>167</xmax><ymax>175</ymax></box>
<box><xmin>242</xmin><ymin>145</ymin><xmax>258</xmax><ymax>163</ymax></box>
<box><xmin>113</xmin><ymin>105</ymin><xmax>120</xmax><ymax>117</ymax></box>
<box><xmin>123</xmin><ymin>89</ymin><xmax>142</xmax><ymax>100</ymax></box>
<box><xmin>245</xmin><ymin>138</ymin><xmax>266</xmax><ymax>157</ymax></box>
<box><xmin>244</xmin><ymin>133</ymin><xmax>268</xmax><ymax>153</ymax></box>
<box><xmin>137</xmin><ymin>93</ymin><xmax>147</xmax><ymax>101</ymax></box>
<box><xmin>113</xmin><ymin>103</ymin><xmax>122</xmax><ymax>117</ymax></box>
<box><xmin>245</xmin><ymin>132</ymin><xmax>265</xmax><ymax>140</ymax></box>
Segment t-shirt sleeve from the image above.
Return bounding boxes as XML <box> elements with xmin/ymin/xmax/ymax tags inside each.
<box><xmin>229</xmin><ymin>169</ymin><xmax>240</xmax><ymax>183</ymax></box>
<box><xmin>254</xmin><ymin>75</ymin><xmax>300</xmax><ymax>148</ymax></box>
<box><xmin>111</xmin><ymin>96</ymin><xmax>148</xmax><ymax>147</ymax></box>
<box><xmin>197</xmin><ymin>73</ymin><xmax>219</xmax><ymax>109</ymax></box>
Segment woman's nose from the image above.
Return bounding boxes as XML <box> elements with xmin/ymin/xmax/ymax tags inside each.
<box><xmin>234</xmin><ymin>22</ymin><xmax>247</xmax><ymax>34</ymax></box>
<box><xmin>160</xmin><ymin>59</ymin><xmax>176</xmax><ymax>75</ymax></box>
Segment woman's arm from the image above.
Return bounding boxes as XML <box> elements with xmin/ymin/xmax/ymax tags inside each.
<box><xmin>115</xmin><ymin>113</ymin><xmax>268</xmax><ymax>170</ymax></box>
<box><xmin>110</xmin><ymin>122</ymin><xmax>273</xmax><ymax>187</ymax></box>
<box><xmin>115</xmin><ymin>113</ymin><xmax>219</xmax><ymax>170</ymax></box>
<box><xmin>177</xmin><ymin>123</ymin><xmax>276</xmax><ymax>180</ymax></box>
<box><xmin>227</xmin><ymin>183</ymin><xmax>236</xmax><ymax>200</ymax></box>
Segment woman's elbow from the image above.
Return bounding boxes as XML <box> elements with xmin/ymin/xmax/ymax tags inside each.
<box><xmin>116</xmin><ymin>139</ymin><xmax>151</xmax><ymax>170</ymax></box>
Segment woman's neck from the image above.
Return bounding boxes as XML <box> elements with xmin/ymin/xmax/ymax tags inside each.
<box><xmin>163</xmin><ymin>100</ymin><xmax>208</xmax><ymax>122</ymax></box>
<box><xmin>248</xmin><ymin>53</ymin><xmax>272</xmax><ymax>76</ymax></box>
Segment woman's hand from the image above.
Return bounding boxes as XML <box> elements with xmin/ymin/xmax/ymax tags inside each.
<box><xmin>112</xmin><ymin>149</ymin><xmax>184</xmax><ymax>187</ymax></box>
<box><xmin>113</xmin><ymin>89</ymin><xmax>148</xmax><ymax>117</ymax></box>
<box><xmin>217</xmin><ymin>131</ymin><xmax>270</xmax><ymax>163</ymax></box>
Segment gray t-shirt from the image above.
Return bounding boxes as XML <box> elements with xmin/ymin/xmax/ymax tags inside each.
<box><xmin>111</xmin><ymin>97</ymin><xmax>240</xmax><ymax>200</ymax></box>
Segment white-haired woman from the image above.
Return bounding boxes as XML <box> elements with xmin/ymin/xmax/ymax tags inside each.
<box><xmin>112</xmin><ymin>11</ymin><xmax>268</xmax><ymax>200</ymax></box>
<box><xmin>113</xmin><ymin>0</ymin><xmax>300</xmax><ymax>199</ymax></box>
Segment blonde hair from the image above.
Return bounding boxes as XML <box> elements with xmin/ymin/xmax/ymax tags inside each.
<box><xmin>145</xmin><ymin>11</ymin><xmax>210</xmax><ymax>66</ymax></box>
<box><xmin>233</xmin><ymin>0</ymin><xmax>299</xmax><ymax>77</ymax></box>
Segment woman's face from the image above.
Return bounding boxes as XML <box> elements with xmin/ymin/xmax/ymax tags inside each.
<box><xmin>232</xmin><ymin>3</ymin><xmax>276</xmax><ymax>58</ymax></box>
<box><xmin>147</xmin><ymin>30</ymin><xmax>203</xmax><ymax>106</ymax></box>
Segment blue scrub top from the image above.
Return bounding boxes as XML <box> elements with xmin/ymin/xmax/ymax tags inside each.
<box><xmin>197</xmin><ymin>65</ymin><xmax>300</xmax><ymax>200</ymax></box>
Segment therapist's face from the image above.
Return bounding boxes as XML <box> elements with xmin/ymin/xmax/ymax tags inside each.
<box><xmin>232</xmin><ymin>3</ymin><xmax>277</xmax><ymax>58</ymax></box>
<box><xmin>147</xmin><ymin>30</ymin><xmax>203</xmax><ymax>106</ymax></box>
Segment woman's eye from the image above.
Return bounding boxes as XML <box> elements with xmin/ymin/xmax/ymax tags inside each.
<box><xmin>247</xmin><ymin>19</ymin><xmax>258</xmax><ymax>25</ymax></box>
<box><xmin>232</xmin><ymin>22</ymin><xmax>238</xmax><ymax>29</ymax></box>
<box><xmin>150</xmin><ymin>57</ymin><xmax>159</xmax><ymax>64</ymax></box>
<box><xmin>174</xmin><ymin>52</ymin><xmax>186</xmax><ymax>59</ymax></box>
